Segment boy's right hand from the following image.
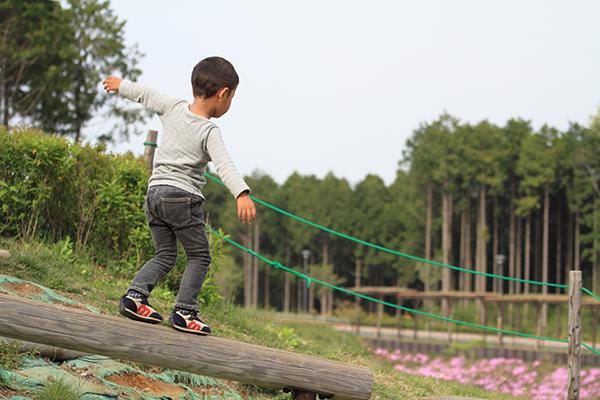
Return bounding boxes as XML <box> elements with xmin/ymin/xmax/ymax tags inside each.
<box><xmin>237</xmin><ymin>192</ymin><xmax>256</xmax><ymax>224</ymax></box>
<box><xmin>103</xmin><ymin>76</ymin><xmax>122</xmax><ymax>93</ymax></box>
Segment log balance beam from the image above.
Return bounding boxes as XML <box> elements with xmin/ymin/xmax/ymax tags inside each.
<box><xmin>0</xmin><ymin>294</ymin><xmax>373</xmax><ymax>400</ymax></box>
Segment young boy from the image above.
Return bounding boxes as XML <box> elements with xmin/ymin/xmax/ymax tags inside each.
<box><xmin>102</xmin><ymin>56</ymin><xmax>256</xmax><ymax>335</ymax></box>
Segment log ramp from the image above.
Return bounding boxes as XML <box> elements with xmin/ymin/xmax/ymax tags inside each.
<box><xmin>0</xmin><ymin>294</ymin><xmax>373</xmax><ymax>400</ymax></box>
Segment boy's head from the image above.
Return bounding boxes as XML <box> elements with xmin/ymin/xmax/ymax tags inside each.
<box><xmin>191</xmin><ymin>56</ymin><xmax>239</xmax><ymax>117</ymax></box>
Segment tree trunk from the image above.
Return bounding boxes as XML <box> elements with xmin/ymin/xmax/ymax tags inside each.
<box><xmin>465</xmin><ymin>205</ymin><xmax>473</xmax><ymax>293</ymax></box>
<box><xmin>515</xmin><ymin>217</ymin><xmax>522</xmax><ymax>295</ymax></box>
<box><xmin>441</xmin><ymin>184</ymin><xmax>452</xmax><ymax>315</ymax></box>
<box><xmin>284</xmin><ymin>245</ymin><xmax>290</xmax><ymax>313</ymax></box>
<box><xmin>509</xmin><ymin>192</ymin><xmax>516</xmax><ymax>296</ymax></box>
<box><xmin>264</xmin><ymin>270</ymin><xmax>270</xmax><ymax>310</ymax></box>
<box><xmin>243</xmin><ymin>226</ymin><xmax>251</xmax><ymax>308</ymax></box>
<box><xmin>252</xmin><ymin>222</ymin><xmax>260</xmax><ymax>308</ymax></box>
<box><xmin>354</xmin><ymin>257</ymin><xmax>362</xmax><ymax>316</ymax></box>
<box><xmin>555</xmin><ymin>196</ymin><xmax>562</xmax><ymax>293</ymax></box>
<box><xmin>425</xmin><ymin>183</ymin><xmax>433</xmax><ymax>260</ymax></box>
<box><xmin>493</xmin><ymin>199</ymin><xmax>499</xmax><ymax>294</ymax></box>
<box><xmin>459</xmin><ymin>210</ymin><xmax>467</xmax><ymax>292</ymax></box>
<box><xmin>566</xmin><ymin>211</ymin><xmax>574</xmax><ymax>286</ymax></box>
<box><xmin>524</xmin><ymin>214</ymin><xmax>531</xmax><ymax>295</ymax></box>
<box><xmin>574</xmin><ymin>210</ymin><xmax>581</xmax><ymax>270</ymax></box>
<box><xmin>541</xmin><ymin>185</ymin><xmax>550</xmax><ymax>333</ymax></box>
<box><xmin>476</xmin><ymin>185</ymin><xmax>487</xmax><ymax>294</ymax></box>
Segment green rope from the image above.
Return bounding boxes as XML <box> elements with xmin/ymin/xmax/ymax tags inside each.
<box><xmin>209</xmin><ymin>229</ymin><xmax>585</xmax><ymax>348</ymax></box>
<box><xmin>143</xmin><ymin>141</ymin><xmax>158</xmax><ymax>147</ymax></box>
<box><xmin>205</xmin><ymin>173</ymin><xmax>566</xmax><ymax>289</ymax></box>
<box><xmin>582</xmin><ymin>287</ymin><xmax>600</xmax><ymax>302</ymax></box>
<box><xmin>582</xmin><ymin>342</ymin><xmax>600</xmax><ymax>357</ymax></box>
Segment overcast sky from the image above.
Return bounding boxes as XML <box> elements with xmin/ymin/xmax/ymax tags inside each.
<box><xmin>90</xmin><ymin>0</ymin><xmax>600</xmax><ymax>185</ymax></box>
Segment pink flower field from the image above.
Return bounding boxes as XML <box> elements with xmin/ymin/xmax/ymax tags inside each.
<box><xmin>374</xmin><ymin>348</ymin><xmax>600</xmax><ymax>399</ymax></box>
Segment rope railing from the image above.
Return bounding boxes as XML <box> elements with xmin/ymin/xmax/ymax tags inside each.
<box><xmin>209</xmin><ymin>228</ymin><xmax>600</xmax><ymax>357</ymax></box>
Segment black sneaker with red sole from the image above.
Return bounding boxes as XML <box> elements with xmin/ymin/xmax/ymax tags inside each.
<box><xmin>169</xmin><ymin>308</ymin><xmax>211</xmax><ymax>335</ymax></box>
<box><xmin>119</xmin><ymin>292</ymin><xmax>163</xmax><ymax>324</ymax></box>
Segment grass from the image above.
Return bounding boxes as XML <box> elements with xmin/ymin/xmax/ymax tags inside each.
<box><xmin>0</xmin><ymin>236</ymin><xmax>527</xmax><ymax>399</ymax></box>
<box><xmin>35</xmin><ymin>377</ymin><xmax>82</xmax><ymax>400</ymax></box>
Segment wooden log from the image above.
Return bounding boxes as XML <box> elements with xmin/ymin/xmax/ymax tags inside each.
<box><xmin>0</xmin><ymin>336</ymin><xmax>87</xmax><ymax>361</ymax></box>
<box><xmin>0</xmin><ymin>295</ymin><xmax>373</xmax><ymax>400</ymax></box>
<box><xmin>144</xmin><ymin>129</ymin><xmax>158</xmax><ymax>171</ymax></box>
<box><xmin>567</xmin><ymin>270</ymin><xmax>582</xmax><ymax>400</ymax></box>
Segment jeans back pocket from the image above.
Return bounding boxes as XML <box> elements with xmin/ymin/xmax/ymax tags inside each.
<box><xmin>159</xmin><ymin>197</ymin><xmax>192</xmax><ymax>228</ymax></box>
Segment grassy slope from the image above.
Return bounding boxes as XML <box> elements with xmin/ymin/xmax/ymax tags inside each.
<box><xmin>0</xmin><ymin>237</ymin><xmax>522</xmax><ymax>400</ymax></box>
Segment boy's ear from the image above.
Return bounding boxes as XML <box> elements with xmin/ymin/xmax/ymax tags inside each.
<box><xmin>217</xmin><ymin>87</ymin><xmax>232</xmax><ymax>102</ymax></box>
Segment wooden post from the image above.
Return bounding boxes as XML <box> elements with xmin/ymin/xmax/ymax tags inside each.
<box><xmin>0</xmin><ymin>295</ymin><xmax>374</xmax><ymax>400</ymax></box>
<box><xmin>144</xmin><ymin>130</ymin><xmax>158</xmax><ymax>171</ymax></box>
<box><xmin>567</xmin><ymin>270</ymin><xmax>582</xmax><ymax>400</ymax></box>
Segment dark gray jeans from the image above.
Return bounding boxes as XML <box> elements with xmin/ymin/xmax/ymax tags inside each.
<box><xmin>129</xmin><ymin>185</ymin><xmax>210</xmax><ymax>311</ymax></box>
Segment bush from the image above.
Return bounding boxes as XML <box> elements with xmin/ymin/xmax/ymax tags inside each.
<box><xmin>0</xmin><ymin>128</ymin><xmax>228</xmax><ymax>308</ymax></box>
<box><xmin>0</xmin><ymin>127</ymin><xmax>152</xmax><ymax>272</ymax></box>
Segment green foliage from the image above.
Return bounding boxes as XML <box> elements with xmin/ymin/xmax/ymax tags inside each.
<box><xmin>0</xmin><ymin>341</ymin><xmax>24</xmax><ymax>371</ymax></box>
<box><xmin>1</xmin><ymin>0</ymin><xmax>145</xmax><ymax>141</ymax></box>
<box><xmin>0</xmin><ymin>128</ymin><xmax>151</xmax><ymax>274</ymax></box>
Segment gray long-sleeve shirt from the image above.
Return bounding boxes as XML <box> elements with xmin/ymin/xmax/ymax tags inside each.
<box><xmin>118</xmin><ymin>80</ymin><xmax>250</xmax><ymax>199</ymax></box>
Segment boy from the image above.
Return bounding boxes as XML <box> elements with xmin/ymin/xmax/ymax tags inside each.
<box><xmin>102</xmin><ymin>56</ymin><xmax>256</xmax><ymax>335</ymax></box>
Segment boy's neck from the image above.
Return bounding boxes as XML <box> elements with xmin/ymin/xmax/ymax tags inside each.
<box><xmin>188</xmin><ymin>97</ymin><xmax>215</xmax><ymax>119</ymax></box>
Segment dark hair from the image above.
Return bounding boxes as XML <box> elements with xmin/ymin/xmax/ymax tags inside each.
<box><xmin>191</xmin><ymin>56</ymin><xmax>239</xmax><ymax>98</ymax></box>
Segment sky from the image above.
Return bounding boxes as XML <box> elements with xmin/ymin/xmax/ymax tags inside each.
<box><xmin>89</xmin><ymin>0</ymin><xmax>600</xmax><ymax>186</ymax></box>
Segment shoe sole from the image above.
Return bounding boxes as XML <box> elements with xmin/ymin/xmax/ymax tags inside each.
<box><xmin>170</xmin><ymin>323</ymin><xmax>211</xmax><ymax>335</ymax></box>
<box><xmin>119</xmin><ymin>303</ymin><xmax>163</xmax><ymax>324</ymax></box>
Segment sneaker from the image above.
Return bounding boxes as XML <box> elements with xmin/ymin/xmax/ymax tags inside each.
<box><xmin>169</xmin><ymin>308</ymin><xmax>211</xmax><ymax>335</ymax></box>
<box><xmin>118</xmin><ymin>290</ymin><xmax>163</xmax><ymax>324</ymax></box>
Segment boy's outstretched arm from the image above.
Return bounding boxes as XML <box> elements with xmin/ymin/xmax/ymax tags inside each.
<box><xmin>206</xmin><ymin>127</ymin><xmax>256</xmax><ymax>224</ymax></box>
<box><xmin>103</xmin><ymin>76</ymin><xmax>182</xmax><ymax>116</ymax></box>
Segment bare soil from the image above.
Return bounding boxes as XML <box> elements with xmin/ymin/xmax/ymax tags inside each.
<box><xmin>104</xmin><ymin>372</ymin><xmax>186</xmax><ymax>397</ymax></box>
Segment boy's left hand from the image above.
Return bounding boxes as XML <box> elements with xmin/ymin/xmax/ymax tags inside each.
<box><xmin>237</xmin><ymin>192</ymin><xmax>256</xmax><ymax>223</ymax></box>
<box><xmin>103</xmin><ymin>76</ymin><xmax>122</xmax><ymax>93</ymax></box>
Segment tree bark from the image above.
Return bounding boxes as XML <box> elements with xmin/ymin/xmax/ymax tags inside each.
<box><xmin>515</xmin><ymin>217</ymin><xmax>522</xmax><ymax>295</ymax></box>
<box><xmin>556</xmin><ymin>196</ymin><xmax>562</xmax><ymax>293</ymax></box>
<box><xmin>252</xmin><ymin>222</ymin><xmax>260</xmax><ymax>308</ymax></box>
<box><xmin>243</xmin><ymin>226</ymin><xmax>251</xmax><ymax>308</ymax></box>
<box><xmin>465</xmin><ymin>205</ymin><xmax>473</xmax><ymax>293</ymax></box>
<box><xmin>284</xmin><ymin>245</ymin><xmax>290</xmax><ymax>313</ymax></box>
<box><xmin>441</xmin><ymin>184</ymin><xmax>452</xmax><ymax>315</ymax></box>
<box><xmin>476</xmin><ymin>185</ymin><xmax>487</xmax><ymax>294</ymax></box>
<box><xmin>566</xmin><ymin>211</ymin><xmax>574</xmax><ymax>285</ymax></box>
<box><xmin>542</xmin><ymin>185</ymin><xmax>550</xmax><ymax>333</ymax></box>
<box><xmin>459</xmin><ymin>210</ymin><xmax>467</xmax><ymax>292</ymax></box>
<box><xmin>493</xmin><ymin>199</ymin><xmax>500</xmax><ymax>294</ymax></box>
<box><xmin>425</xmin><ymin>183</ymin><xmax>433</xmax><ymax>261</ymax></box>
<box><xmin>509</xmin><ymin>191</ymin><xmax>516</xmax><ymax>296</ymax></box>
<box><xmin>575</xmin><ymin>210</ymin><xmax>581</xmax><ymax>270</ymax></box>
<box><xmin>524</xmin><ymin>214</ymin><xmax>531</xmax><ymax>295</ymax></box>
